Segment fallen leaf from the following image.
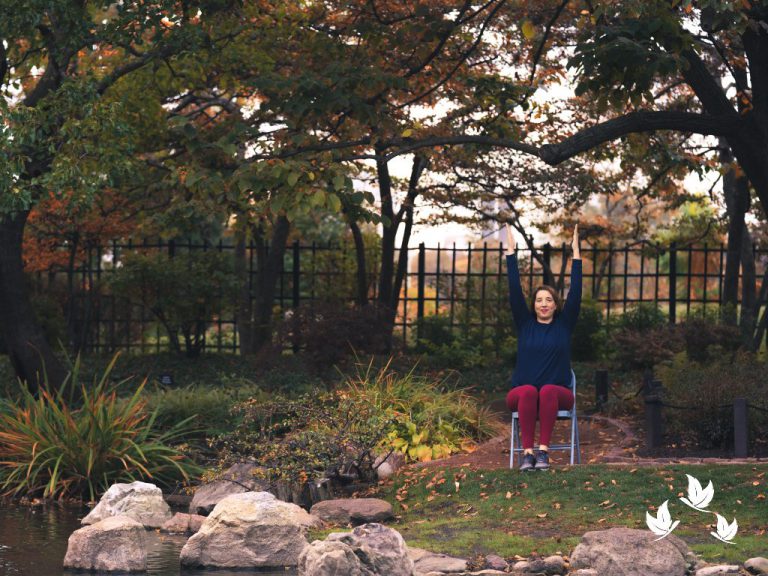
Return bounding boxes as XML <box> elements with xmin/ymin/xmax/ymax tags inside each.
<box><xmin>537</xmin><ymin>513</ymin><xmax>548</xmax><ymax>518</ymax></box>
<box><xmin>506</xmin><ymin>491</ymin><xmax>513</xmax><ymax>499</ymax></box>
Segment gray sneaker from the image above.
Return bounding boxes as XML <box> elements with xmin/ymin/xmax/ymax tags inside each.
<box><xmin>534</xmin><ymin>450</ymin><xmax>550</xmax><ymax>470</ymax></box>
<box><xmin>519</xmin><ymin>452</ymin><xmax>536</xmax><ymax>471</ymax></box>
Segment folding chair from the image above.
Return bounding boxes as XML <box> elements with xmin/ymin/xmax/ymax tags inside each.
<box><xmin>509</xmin><ymin>369</ymin><xmax>581</xmax><ymax>468</ymax></box>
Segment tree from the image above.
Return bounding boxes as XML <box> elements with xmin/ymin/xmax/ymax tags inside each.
<box><xmin>0</xmin><ymin>0</ymin><xmax>235</xmax><ymax>390</ymax></box>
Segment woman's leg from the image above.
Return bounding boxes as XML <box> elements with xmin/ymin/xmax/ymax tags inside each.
<box><xmin>538</xmin><ymin>384</ymin><xmax>575</xmax><ymax>449</ymax></box>
<box><xmin>506</xmin><ymin>385</ymin><xmax>539</xmax><ymax>451</ymax></box>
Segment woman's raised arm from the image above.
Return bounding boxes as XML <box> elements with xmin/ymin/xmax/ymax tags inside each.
<box><xmin>563</xmin><ymin>225</ymin><xmax>582</xmax><ymax>327</ymax></box>
<box><xmin>505</xmin><ymin>223</ymin><xmax>530</xmax><ymax>327</ymax></box>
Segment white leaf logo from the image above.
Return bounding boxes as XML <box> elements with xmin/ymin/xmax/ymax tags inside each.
<box><xmin>679</xmin><ymin>474</ymin><xmax>714</xmax><ymax>511</ymax></box>
<box><xmin>645</xmin><ymin>500</ymin><xmax>680</xmax><ymax>541</ymax></box>
<box><xmin>710</xmin><ymin>513</ymin><xmax>738</xmax><ymax>544</ymax></box>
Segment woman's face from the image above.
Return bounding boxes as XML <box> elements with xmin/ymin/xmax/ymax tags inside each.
<box><xmin>534</xmin><ymin>290</ymin><xmax>556</xmax><ymax>323</ymax></box>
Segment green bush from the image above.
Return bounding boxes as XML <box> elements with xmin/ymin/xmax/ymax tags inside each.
<box><xmin>215</xmin><ymin>389</ymin><xmax>392</xmax><ymax>487</ymax></box>
<box><xmin>657</xmin><ymin>354</ymin><xmax>768</xmax><ymax>449</ymax></box>
<box><xmin>610</xmin><ymin>303</ymin><xmax>682</xmax><ymax>370</ymax></box>
<box><xmin>415</xmin><ymin>314</ymin><xmax>515</xmax><ymax>371</ymax></box>
<box><xmin>0</xmin><ymin>356</ymin><xmax>200</xmax><ymax>500</ymax></box>
<box><xmin>614</xmin><ymin>302</ymin><xmax>668</xmax><ymax>332</ymax></box>
<box><xmin>143</xmin><ymin>381</ymin><xmax>265</xmax><ymax>439</ymax></box>
<box><xmin>571</xmin><ymin>297</ymin><xmax>605</xmax><ymax>361</ymax></box>
<box><xmin>215</xmin><ymin>358</ymin><xmax>498</xmax><ymax>488</ymax></box>
<box><xmin>343</xmin><ymin>358</ymin><xmax>498</xmax><ymax>461</ymax></box>
<box><xmin>677</xmin><ymin>310</ymin><xmax>741</xmax><ymax>363</ymax></box>
<box><xmin>108</xmin><ymin>251</ymin><xmax>238</xmax><ymax>358</ymax></box>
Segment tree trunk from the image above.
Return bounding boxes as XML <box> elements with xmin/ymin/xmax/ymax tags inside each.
<box><xmin>234</xmin><ymin>223</ymin><xmax>254</xmax><ymax>355</ymax></box>
<box><xmin>376</xmin><ymin>150</ymin><xmax>396</xmax><ymax>312</ymax></box>
<box><xmin>720</xmin><ymin>141</ymin><xmax>750</xmax><ymax>325</ymax></box>
<box><xmin>0</xmin><ymin>211</ymin><xmax>68</xmax><ymax>394</ymax></box>
<box><xmin>740</xmin><ymin>227</ymin><xmax>757</xmax><ymax>344</ymax></box>
<box><xmin>347</xmin><ymin>218</ymin><xmax>368</xmax><ymax>306</ymax></box>
<box><xmin>251</xmin><ymin>216</ymin><xmax>291</xmax><ymax>355</ymax></box>
<box><xmin>391</xmin><ymin>156</ymin><xmax>427</xmax><ymax>318</ymax></box>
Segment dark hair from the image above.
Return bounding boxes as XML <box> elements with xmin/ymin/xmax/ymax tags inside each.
<box><xmin>530</xmin><ymin>285</ymin><xmax>562</xmax><ymax>316</ymax></box>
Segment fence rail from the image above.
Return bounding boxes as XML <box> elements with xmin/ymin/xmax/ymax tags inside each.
<box><xmin>29</xmin><ymin>238</ymin><xmax>768</xmax><ymax>354</ymax></box>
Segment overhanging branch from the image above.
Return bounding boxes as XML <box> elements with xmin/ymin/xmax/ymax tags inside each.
<box><xmin>538</xmin><ymin>111</ymin><xmax>739</xmax><ymax>165</ymax></box>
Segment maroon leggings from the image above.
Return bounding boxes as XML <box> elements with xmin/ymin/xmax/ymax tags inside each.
<box><xmin>506</xmin><ymin>385</ymin><xmax>575</xmax><ymax>449</ymax></box>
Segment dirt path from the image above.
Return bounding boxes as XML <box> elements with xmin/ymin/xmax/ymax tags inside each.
<box><xmin>413</xmin><ymin>399</ymin><xmax>765</xmax><ymax>471</ymax></box>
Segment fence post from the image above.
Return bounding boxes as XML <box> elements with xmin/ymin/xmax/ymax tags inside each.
<box><xmin>417</xmin><ymin>242</ymin><xmax>425</xmax><ymax>340</ymax></box>
<box><xmin>733</xmin><ymin>398</ymin><xmax>748</xmax><ymax>458</ymax></box>
<box><xmin>644</xmin><ymin>379</ymin><xmax>664</xmax><ymax>449</ymax></box>
<box><xmin>543</xmin><ymin>242</ymin><xmax>551</xmax><ymax>284</ymax></box>
<box><xmin>669</xmin><ymin>241</ymin><xmax>677</xmax><ymax>324</ymax></box>
<box><xmin>292</xmin><ymin>241</ymin><xmax>300</xmax><ymax>310</ymax></box>
<box><xmin>595</xmin><ymin>370</ymin><xmax>609</xmax><ymax>411</ymax></box>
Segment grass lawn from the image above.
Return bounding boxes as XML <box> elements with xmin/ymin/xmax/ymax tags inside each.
<box><xmin>340</xmin><ymin>464</ymin><xmax>768</xmax><ymax>564</ymax></box>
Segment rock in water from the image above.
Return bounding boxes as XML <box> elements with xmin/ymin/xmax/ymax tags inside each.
<box><xmin>180</xmin><ymin>491</ymin><xmax>319</xmax><ymax>569</ymax></box>
<box><xmin>299</xmin><ymin>523</ymin><xmax>413</xmax><ymax>576</ymax></box>
<box><xmin>64</xmin><ymin>515</ymin><xmax>147</xmax><ymax>572</ymax></box>
<box><xmin>81</xmin><ymin>481</ymin><xmax>172</xmax><ymax>528</ymax></box>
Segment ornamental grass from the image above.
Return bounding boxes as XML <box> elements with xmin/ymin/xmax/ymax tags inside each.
<box><xmin>0</xmin><ymin>355</ymin><xmax>200</xmax><ymax>501</ymax></box>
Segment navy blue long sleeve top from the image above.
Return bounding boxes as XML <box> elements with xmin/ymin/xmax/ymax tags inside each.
<box><xmin>506</xmin><ymin>254</ymin><xmax>582</xmax><ymax>389</ymax></box>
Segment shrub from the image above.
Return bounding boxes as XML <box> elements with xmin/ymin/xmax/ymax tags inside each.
<box><xmin>343</xmin><ymin>358</ymin><xmax>499</xmax><ymax>461</ymax></box>
<box><xmin>0</xmin><ymin>356</ymin><xmax>200</xmax><ymax>500</ymax></box>
<box><xmin>108</xmin><ymin>251</ymin><xmax>238</xmax><ymax>358</ymax></box>
<box><xmin>143</xmin><ymin>381</ymin><xmax>266</xmax><ymax>440</ymax></box>
<box><xmin>614</xmin><ymin>302</ymin><xmax>668</xmax><ymax>332</ymax></box>
<box><xmin>571</xmin><ymin>297</ymin><xmax>605</xmax><ymax>361</ymax></box>
<box><xmin>677</xmin><ymin>311</ymin><xmax>741</xmax><ymax>363</ymax></box>
<box><xmin>275</xmin><ymin>302</ymin><xmax>392</xmax><ymax>368</ymax></box>
<box><xmin>415</xmin><ymin>314</ymin><xmax>516</xmax><ymax>371</ymax></box>
<box><xmin>215</xmin><ymin>358</ymin><xmax>498</xmax><ymax>490</ymax></box>
<box><xmin>657</xmin><ymin>354</ymin><xmax>768</xmax><ymax>449</ymax></box>
<box><xmin>610</xmin><ymin>304</ymin><xmax>683</xmax><ymax>370</ymax></box>
<box><xmin>215</xmin><ymin>389</ymin><xmax>392</xmax><ymax>487</ymax></box>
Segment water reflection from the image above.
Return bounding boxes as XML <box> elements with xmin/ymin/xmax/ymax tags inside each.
<box><xmin>0</xmin><ymin>504</ymin><xmax>297</xmax><ymax>576</ymax></box>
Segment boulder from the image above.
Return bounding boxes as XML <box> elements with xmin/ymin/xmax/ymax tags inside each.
<box><xmin>63</xmin><ymin>515</ymin><xmax>147</xmax><ymax>572</ymax></box>
<box><xmin>374</xmin><ymin>452</ymin><xmax>405</xmax><ymax>480</ymax></box>
<box><xmin>513</xmin><ymin>555</ymin><xmax>567</xmax><ymax>575</ymax></box>
<box><xmin>299</xmin><ymin>523</ymin><xmax>413</xmax><ymax>576</ymax></box>
<box><xmin>180</xmin><ymin>491</ymin><xmax>319</xmax><ymax>569</ymax></box>
<box><xmin>298</xmin><ymin>539</ymin><xmax>374</xmax><ymax>576</ymax></box>
<box><xmin>310</xmin><ymin>498</ymin><xmax>394</xmax><ymax>525</ymax></box>
<box><xmin>408</xmin><ymin>547</ymin><xmax>467</xmax><ymax>573</ymax></box>
<box><xmin>81</xmin><ymin>481</ymin><xmax>171</xmax><ymax>528</ymax></box>
<box><xmin>484</xmin><ymin>554</ymin><xmax>509</xmax><ymax>571</ymax></box>
<box><xmin>189</xmin><ymin>462</ymin><xmax>267</xmax><ymax>515</ymax></box>
<box><xmin>161</xmin><ymin>512</ymin><xmax>205</xmax><ymax>533</ymax></box>
<box><xmin>746</xmin><ymin>558</ymin><xmax>768</xmax><ymax>575</ymax></box>
<box><xmin>570</xmin><ymin>527</ymin><xmax>697</xmax><ymax>576</ymax></box>
<box><xmin>694</xmin><ymin>566</ymin><xmax>740</xmax><ymax>576</ymax></box>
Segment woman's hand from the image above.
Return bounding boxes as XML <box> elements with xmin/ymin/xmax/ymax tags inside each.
<box><xmin>572</xmin><ymin>224</ymin><xmax>580</xmax><ymax>260</ymax></box>
<box><xmin>505</xmin><ymin>223</ymin><xmax>516</xmax><ymax>255</ymax></box>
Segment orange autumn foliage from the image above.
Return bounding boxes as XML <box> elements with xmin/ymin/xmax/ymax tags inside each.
<box><xmin>24</xmin><ymin>190</ymin><xmax>139</xmax><ymax>273</ymax></box>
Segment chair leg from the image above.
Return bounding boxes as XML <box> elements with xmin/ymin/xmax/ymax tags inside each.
<box><xmin>575</xmin><ymin>417</ymin><xmax>581</xmax><ymax>464</ymax></box>
<box><xmin>570</xmin><ymin>412</ymin><xmax>576</xmax><ymax>465</ymax></box>
<box><xmin>510</xmin><ymin>417</ymin><xmax>516</xmax><ymax>468</ymax></box>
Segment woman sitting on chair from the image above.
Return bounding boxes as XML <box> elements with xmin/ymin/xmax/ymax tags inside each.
<box><xmin>505</xmin><ymin>223</ymin><xmax>581</xmax><ymax>471</ymax></box>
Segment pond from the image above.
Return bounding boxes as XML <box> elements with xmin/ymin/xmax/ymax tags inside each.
<box><xmin>0</xmin><ymin>503</ymin><xmax>298</xmax><ymax>576</ymax></box>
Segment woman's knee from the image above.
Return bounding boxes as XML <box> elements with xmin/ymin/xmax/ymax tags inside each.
<box><xmin>540</xmin><ymin>384</ymin><xmax>574</xmax><ymax>409</ymax></box>
<box><xmin>506</xmin><ymin>385</ymin><xmax>538</xmax><ymax>410</ymax></box>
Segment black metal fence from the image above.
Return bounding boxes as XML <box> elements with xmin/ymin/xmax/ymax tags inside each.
<box><xmin>30</xmin><ymin>239</ymin><xmax>768</xmax><ymax>354</ymax></box>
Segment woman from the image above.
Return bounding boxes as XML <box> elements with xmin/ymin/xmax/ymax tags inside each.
<box><xmin>505</xmin><ymin>224</ymin><xmax>581</xmax><ymax>471</ymax></box>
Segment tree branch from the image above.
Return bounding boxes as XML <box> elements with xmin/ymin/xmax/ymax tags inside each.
<box><xmin>539</xmin><ymin>111</ymin><xmax>739</xmax><ymax>165</ymax></box>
